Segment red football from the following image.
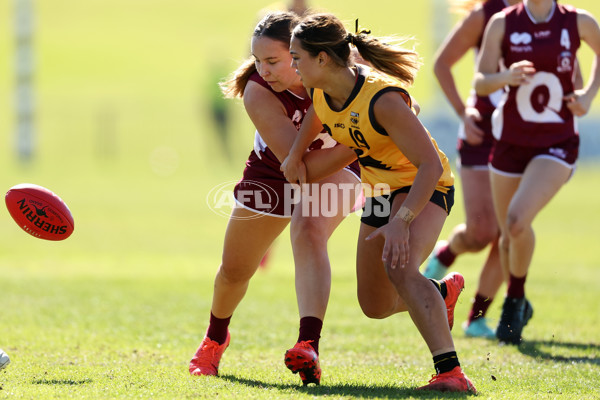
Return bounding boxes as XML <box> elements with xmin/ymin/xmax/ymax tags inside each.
<box><xmin>5</xmin><ymin>183</ymin><xmax>74</xmax><ymax>241</ymax></box>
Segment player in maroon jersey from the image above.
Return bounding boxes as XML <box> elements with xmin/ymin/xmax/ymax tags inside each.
<box><xmin>475</xmin><ymin>0</ymin><xmax>600</xmax><ymax>344</ymax></box>
<box><xmin>188</xmin><ymin>11</ymin><xmax>361</xmax><ymax>385</ymax></box>
<box><xmin>427</xmin><ymin>0</ymin><xmax>521</xmax><ymax>339</ymax></box>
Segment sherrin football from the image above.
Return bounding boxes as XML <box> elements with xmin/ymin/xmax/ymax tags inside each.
<box><xmin>5</xmin><ymin>183</ymin><xmax>74</xmax><ymax>241</ymax></box>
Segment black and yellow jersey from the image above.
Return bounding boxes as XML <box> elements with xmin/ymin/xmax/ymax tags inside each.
<box><xmin>311</xmin><ymin>64</ymin><xmax>454</xmax><ymax>196</ymax></box>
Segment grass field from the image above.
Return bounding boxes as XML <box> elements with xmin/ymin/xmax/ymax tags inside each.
<box><xmin>2</xmin><ymin>163</ymin><xmax>600</xmax><ymax>399</ymax></box>
<box><xmin>0</xmin><ymin>1</ymin><xmax>599</xmax><ymax>399</ymax></box>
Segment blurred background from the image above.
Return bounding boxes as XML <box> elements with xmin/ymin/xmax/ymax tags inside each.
<box><xmin>0</xmin><ymin>0</ymin><xmax>599</xmax><ymax>270</ymax></box>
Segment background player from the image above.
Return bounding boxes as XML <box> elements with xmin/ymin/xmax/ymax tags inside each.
<box><xmin>474</xmin><ymin>0</ymin><xmax>600</xmax><ymax>344</ymax></box>
<box><xmin>425</xmin><ymin>0</ymin><xmax>520</xmax><ymax>339</ymax></box>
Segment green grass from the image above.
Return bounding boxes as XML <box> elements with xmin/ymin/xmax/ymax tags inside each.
<box><xmin>0</xmin><ymin>1</ymin><xmax>599</xmax><ymax>398</ymax></box>
<box><xmin>1</xmin><ymin>163</ymin><xmax>599</xmax><ymax>399</ymax></box>
<box><xmin>0</xmin><ymin>166</ymin><xmax>600</xmax><ymax>399</ymax></box>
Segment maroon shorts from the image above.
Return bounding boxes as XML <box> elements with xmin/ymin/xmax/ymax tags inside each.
<box><xmin>234</xmin><ymin>150</ymin><xmax>361</xmax><ymax>217</ymax></box>
<box><xmin>457</xmin><ymin>116</ymin><xmax>495</xmax><ymax>168</ymax></box>
<box><xmin>490</xmin><ymin>135</ymin><xmax>579</xmax><ymax>175</ymax></box>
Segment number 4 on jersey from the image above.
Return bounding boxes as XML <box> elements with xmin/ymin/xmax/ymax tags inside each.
<box><xmin>560</xmin><ymin>28</ymin><xmax>571</xmax><ymax>50</ymax></box>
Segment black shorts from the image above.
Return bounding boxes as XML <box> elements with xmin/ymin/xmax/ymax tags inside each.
<box><xmin>361</xmin><ymin>185</ymin><xmax>455</xmax><ymax>228</ymax></box>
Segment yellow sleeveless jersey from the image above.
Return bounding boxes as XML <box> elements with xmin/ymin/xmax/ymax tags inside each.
<box><xmin>311</xmin><ymin>64</ymin><xmax>454</xmax><ymax>197</ymax></box>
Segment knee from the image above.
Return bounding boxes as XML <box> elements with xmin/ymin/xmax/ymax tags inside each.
<box><xmin>290</xmin><ymin>218</ymin><xmax>327</xmax><ymax>247</ymax></box>
<box><xmin>499</xmin><ymin>232</ymin><xmax>510</xmax><ymax>252</ymax></box>
<box><xmin>385</xmin><ymin>265</ymin><xmax>412</xmax><ymax>290</ymax></box>
<box><xmin>506</xmin><ymin>211</ymin><xmax>528</xmax><ymax>238</ymax></box>
<box><xmin>357</xmin><ymin>287</ymin><xmax>397</xmax><ymax>319</ymax></box>
<box><xmin>466</xmin><ymin>231</ymin><xmax>496</xmax><ymax>251</ymax></box>
<box><xmin>358</xmin><ymin>300</ymin><xmax>392</xmax><ymax>319</ymax></box>
<box><xmin>217</xmin><ymin>261</ymin><xmax>254</xmax><ymax>285</ymax></box>
<box><xmin>465</xmin><ymin>221</ymin><xmax>498</xmax><ymax>250</ymax></box>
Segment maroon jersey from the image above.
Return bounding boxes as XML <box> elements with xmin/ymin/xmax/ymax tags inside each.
<box><xmin>492</xmin><ymin>2</ymin><xmax>580</xmax><ymax>147</ymax></box>
<box><xmin>463</xmin><ymin>0</ymin><xmax>512</xmax><ymax>150</ymax></box>
<box><xmin>248</xmin><ymin>72</ymin><xmax>331</xmax><ymax>170</ymax></box>
<box><xmin>233</xmin><ymin>72</ymin><xmax>360</xmax><ymax>216</ymax></box>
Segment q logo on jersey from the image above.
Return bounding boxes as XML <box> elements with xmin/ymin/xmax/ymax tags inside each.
<box><xmin>510</xmin><ymin>32</ymin><xmax>532</xmax><ymax>45</ymax></box>
<box><xmin>557</xmin><ymin>51</ymin><xmax>573</xmax><ymax>73</ymax></box>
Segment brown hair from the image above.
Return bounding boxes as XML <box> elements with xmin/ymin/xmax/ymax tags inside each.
<box><xmin>221</xmin><ymin>11</ymin><xmax>300</xmax><ymax>98</ymax></box>
<box><xmin>292</xmin><ymin>13</ymin><xmax>420</xmax><ymax>87</ymax></box>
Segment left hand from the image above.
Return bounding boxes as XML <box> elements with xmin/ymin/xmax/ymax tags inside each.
<box><xmin>365</xmin><ymin>218</ymin><xmax>410</xmax><ymax>270</ymax></box>
<box><xmin>564</xmin><ymin>90</ymin><xmax>592</xmax><ymax>117</ymax></box>
<box><xmin>281</xmin><ymin>153</ymin><xmax>307</xmax><ymax>185</ymax></box>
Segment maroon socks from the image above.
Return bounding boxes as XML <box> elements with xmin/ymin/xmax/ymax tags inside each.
<box><xmin>298</xmin><ymin>316</ymin><xmax>323</xmax><ymax>354</ymax></box>
<box><xmin>507</xmin><ymin>273</ymin><xmax>527</xmax><ymax>299</ymax></box>
<box><xmin>206</xmin><ymin>312</ymin><xmax>231</xmax><ymax>345</ymax></box>
<box><xmin>468</xmin><ymin>293</ymin><xmax>493</xmax><ymax>323</ymax></box>
<box><xmin>436</xmin><ymin>243</ymin><xmax>457</xmax><ymax>267</ymax></box>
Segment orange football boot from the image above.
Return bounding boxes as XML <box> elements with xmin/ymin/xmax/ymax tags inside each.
<box><xmin>284</xmin><ymin>340</ymin><xmax>321</xmax><ymax>385</ymax></box>
<box><xmin>189</xmin><ymin>332</ymin><xmax>230</xmax><ymax>376</ymax></box>
<box><xmin>418</xmin><ymin>366</ymin><xmax>477</xmax><ymax>393</ymax></box>
<box><xmin>441</xmin><ymin>272</ymin><xmax>465</xmax><ymax>330</ymax></box>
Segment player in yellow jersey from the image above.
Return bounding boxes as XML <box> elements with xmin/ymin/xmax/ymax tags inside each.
<box><xmin>281</xmin><ymin>14</ymin><xmax>476</xmax><ymax>393</ymax></box>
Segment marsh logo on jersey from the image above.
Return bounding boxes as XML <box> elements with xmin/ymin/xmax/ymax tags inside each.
<box><xmin>557</xmin><ymin>51</ymin><xmax>573</xmax><ymax>73</ymax></box>
<box><xmin>510</xmin><ymin>32</ymin><xmax>533</xmax><ymax>53</ymax></box>
<box><xmin>350</xmin><ymin>111</ymin><xmax>359</xmax><ymax>127</ymax></box>
<box><xmin>510</xmin><ymin>32</ymin><xmax>532</xmax><ymax>45</ymax></box>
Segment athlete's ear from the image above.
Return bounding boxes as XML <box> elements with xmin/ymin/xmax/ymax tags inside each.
<box><xmin>317</xmin><ymin>51</ymin><xmax>328</xmax><ymax>66</ymax></box>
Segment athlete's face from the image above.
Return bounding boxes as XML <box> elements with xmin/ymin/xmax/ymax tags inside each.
<box><xmin>289</xmin><ymin>35</ymin><xmax>320</xmax><ymax>89</ymax></box>
<box><xmin>251</xmin><ymin>36</ymin><xmax>302</xmax><ymax>93</ymax></box>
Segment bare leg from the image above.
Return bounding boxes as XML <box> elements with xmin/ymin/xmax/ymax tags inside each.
<box><xmin>357</xmin><ymin>195</ymin><xmax>454</xmax><ymax>355</ymax></box>
<box><xmin>211</xmin><ymin>206</ymin><xmax>290</xmax><ymax>318</ymax></box>
<box><xmin>491</xmin><ymin>157</ymin><xmax>572</xmax><ymax>343</ymax></box>
<box><xmin>291</xmin><ymin>169</ymin><xmax>359</xmax><ymax>320</ymax></box>
<box><xmin>496</xmin><ymin>158</ymin><xmax>572</xmax><ymax>278</ymax></box>
<box><xmin>476</xmin><ymin>238</ymin><xmax>504</xmax><ymax>299</ymax></box>
<box><xmin>449</xmin><ymin>168</ymin><xmax>498</xmax><ymax>254</ymax></box>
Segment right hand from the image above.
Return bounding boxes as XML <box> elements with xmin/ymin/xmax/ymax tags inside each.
<box><xmin>462</xmin><ymin>107</ymin><xmax>484</xmax><ymax>146</ymax></box>
<box><xmin>505</xmin><ymin>60</ymin><xmax>536</xmax><ymax>87</ymax></box>
<box><xmin>365</xmin><ymin>217</ymin><xmax>411</xmax><ymax>270</ymax></box>
<box><xmin>281</xmin><ymin>154</ymin><xmax>307</xmax><ymax>185</ymax></box>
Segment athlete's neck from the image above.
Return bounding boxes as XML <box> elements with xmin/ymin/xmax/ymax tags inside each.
<box><xmin>288</xmin><ymin>83</ymin><xmax>308</xmax><ymax>99</ymax></box>
<box><xmin>524</xmin><ymin>0</ymin><xmax>554</xmax><ymax>23</ymax></box>
<box><xmin>321</xmin><ymin>67</ymin><xmax>357</xmax><ymax>111</ymax></box>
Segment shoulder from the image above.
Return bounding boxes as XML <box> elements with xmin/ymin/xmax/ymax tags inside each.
<box><xmin>243</xmin><ymin>79</ymin><xmax>285</xmax><ymax>116</ymax></box>
<box><xmin>456</xmin><ymin>6</ymin><xmax>487</xmax><ymax>37</ymax></box>
<box><xmin>575</xmin><ymin>8</ymin><xmax>600</xmax><ymax>39</ymax></box>
<box><xmin>486</xmin><ymin>9</ymin><xmax>507</xmax><ymax>35</ymax></box>
<box><xmin>575</xmin><ymin>7</ymin><xmax>598</xmax><ymax>24</ymax></box>
<box><xmin>465</xmin><ymin>4</ymin><xmax>486</xmax><ymax>24</ymax></box>
<box><xmin>371</xmin><ymin>88</ymin><xmax>413</xmax><ymax>124</ymax></box>
<box><xmin>247</xmin><ymin>71</ymin><xmax>268</xmax><ymax>89</ymax></box>
<box><xmin>502</xmin><ymin>2</ymin><xmax>521</xmax><ymax>18</ymax></box>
